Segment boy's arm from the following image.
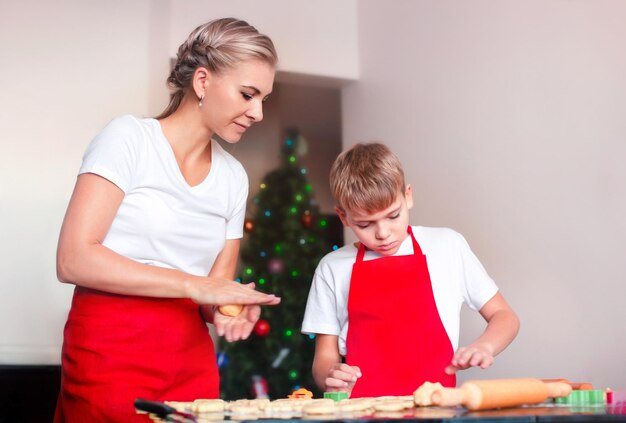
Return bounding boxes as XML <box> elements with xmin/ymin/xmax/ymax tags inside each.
<box><xmin>313</xmin><ymin>334</ymin><xmax>362</xmax><ymax>392</ymax></box>
<box><xmin>445</xmin><ymin>292</ymin><xmax>520</xmax><ymax>374</ymax></box>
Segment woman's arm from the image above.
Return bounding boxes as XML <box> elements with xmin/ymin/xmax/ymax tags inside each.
<box><xmin>200</xmin><ymin>238</ymin><xmax>241</xmax><ymax>323</ymax></box>
<box><xmin>56</xmin><ymin>173</ymin><xmax>279</xmax><ymax>307</ymax></box>
<box><xmin>445</xmin><ymin>292</ymin><xmax>520</xmax><ymax>374</ymax></box>
<box><xmin>313</xmin><ymin>334</ymin><xmax>361</xmax><ymax>392</ymax></box>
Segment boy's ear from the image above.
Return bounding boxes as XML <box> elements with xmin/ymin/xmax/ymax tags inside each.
<box><xmin>405</xmin><ymin>184</ymin><xmax>414</xmax><ymax>210</ymax></box>
<box><xmin>334</xmin><ymin>206</ymin><xmax>349</xmax><ymax>227</ymax></box>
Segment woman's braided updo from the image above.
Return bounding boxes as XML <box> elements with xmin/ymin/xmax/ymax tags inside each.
<box><xmin>156</xmin><ymin>17</ymin><xmax>278</xmax><ymax>119</ymax></box>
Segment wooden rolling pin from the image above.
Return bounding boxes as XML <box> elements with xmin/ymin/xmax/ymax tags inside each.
<box><xmin>430</xmin><ymin>378</ymin><xmax>572</xmax><ymax>410</ymax></box>
<box><xmin>541</xmin><ymin>378</ymin><xmax>594</xmax><ymax>390</ymax></box>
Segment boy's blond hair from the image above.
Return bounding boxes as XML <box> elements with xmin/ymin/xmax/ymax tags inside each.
<box><xmin>329</xmin><ymin>143</ymin><xmax>406</xmax><ymax>213</ymax></box>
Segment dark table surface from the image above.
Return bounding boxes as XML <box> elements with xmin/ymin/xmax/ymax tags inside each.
<box><xmin>227</xmin><ymin>404</ymin><xmax>626</xmax><ymax>422</ymax></box>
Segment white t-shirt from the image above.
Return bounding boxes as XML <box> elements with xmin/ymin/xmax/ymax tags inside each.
<box><xmin>79</xmin><ymin>115</ymin><xmax>248</xmax><ymax>276</ymax></box>
<box><xmin>301</xmin><ymin>226</ymin><xmax>498</xmax><ymax>356</ymax></box>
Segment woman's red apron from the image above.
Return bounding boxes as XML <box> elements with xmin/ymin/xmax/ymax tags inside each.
<box><xmin>346</xmin><ymin>226</ymin><xmax>455</xmax><ymax>397</ymax></box>
<box><xmin>54</xmin><ymin>287</ymin><xmax>218</xmax><ymax>422</ymax></box>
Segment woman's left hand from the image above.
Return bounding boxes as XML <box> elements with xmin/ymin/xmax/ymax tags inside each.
<box><xmin>213</xmin><ymin>303</ymin><xmax>261</xmax><ymax>342</ymax></box>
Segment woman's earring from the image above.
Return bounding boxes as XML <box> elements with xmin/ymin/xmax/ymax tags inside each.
<box><xmin>199</xmin><ymin>94</ymin><xmax>204</xmax><ymax>108</ymax></box>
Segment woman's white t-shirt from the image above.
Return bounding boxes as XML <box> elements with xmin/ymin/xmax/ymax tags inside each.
<box><xmin>301</xmin><ymin>226</ymin><xmax>498</xmax><ymax>356</ymax></box>
<box><xmin>79</xmin><ymin>115</ymin><xmax>248</xmax><ymax>276</ymax></box>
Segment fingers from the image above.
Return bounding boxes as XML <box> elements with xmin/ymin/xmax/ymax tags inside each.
<box><xmin>245</xmin><ymin>304</ymin><xmax>261</xmax><ymax>323</ymax></box>
<box><xmin>199</xmin><ymin>278</ymin><xmax>281</xmax><ymax>306</ymax></box>
<box><xmin>444</xmin><ymin>364</ymin><xmax>459</xmax><ymax>375</ymax></box>
<box><xmin>448</xmin><ymin>346</ymin><xmax>495</xmax><ymax>372</ymax></box>
<box><xmin>230</xmin><ymin>281</ymin><xmax>281</xmax><ymax>305</ymax></box>
<box><xmin>338</xmin><ymin>364</ymin><xmax>362</xmax><ymax>379</ymax></box>
<box><xmin>215</xmin><ymin>304</ymin><xmax>262</xmax><ymax>342</ymax></box>
<box><xmin>325</xmin><ymin>364</ymin><xmax>362</xmax><ymax>390</ymax></box>
<box><xmin>325</xmin><ymin>377</ymin><xmax>351</xmax><ymax>390</ymax></box>
<box><xmin>217</xmin><ymin>317</ymin><xmax>249</xmax><ymax>342</ymax></box>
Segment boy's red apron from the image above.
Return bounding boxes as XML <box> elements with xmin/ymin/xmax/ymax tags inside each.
<box><xmin>346</xmin><ymin>226</ymin><xmax>456</xmax><ymax>397</ymax></box>
<box><xmin>54</xmin><ymin>287</ymin><xmax>218</xmax><ymax>422</ymax></box>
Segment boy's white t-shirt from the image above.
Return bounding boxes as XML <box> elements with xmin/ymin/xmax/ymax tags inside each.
<box><xmin>79</xmin><ymin>115</ymin><xmax>248</xmax><ymax>277</ymax></box>
<box><xmin>301</xmin><ymin>226</ymin><xmax>498</xmax><ymax>356</ymax></box>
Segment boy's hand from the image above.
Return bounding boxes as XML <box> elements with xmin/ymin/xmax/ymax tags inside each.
<box><xmin>324</xmin><ymin>363</ymin><xmax>362</xmax><ymax>392</ymax></box>
<box><xmin>444</xmin><ymin>344</ymin><xmax>494</xmax><ymax>374</ymax></box>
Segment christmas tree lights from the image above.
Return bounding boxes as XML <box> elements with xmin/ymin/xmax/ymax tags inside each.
<box><xmin>218</xmin><ymin>130</ymin><xmax>340</xmax><ymax>399</ymax></box>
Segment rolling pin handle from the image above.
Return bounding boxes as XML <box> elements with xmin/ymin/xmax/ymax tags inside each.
<box><xmin>430</xmin><ymin>387</ymin><xmax>466</xmax><ymax>407</ymax></box>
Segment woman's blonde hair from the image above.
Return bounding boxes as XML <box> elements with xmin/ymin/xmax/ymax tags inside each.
<box><xmin>330</xmin><ymin>143</ymin><xmax>406</xmax><ymax>213</ymax></box>
<box><xmin>156</xmin><ymin>17</ymin><xmax>278</xmax><ymax>119</ymax></box>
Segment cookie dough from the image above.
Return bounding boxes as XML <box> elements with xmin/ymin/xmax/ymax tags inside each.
<box><xmin>192</xmin><ymin>399</ymin><xmax>225</xmax><ymax>413</ymax></box>
<box><xmin>218</xmin><ymin>304</ymin><xmax>243</xmax><ymax>317</ymax></box>
<box><xmin>413</xmin><ymin>381</ymin><xmax>444</xmax><ymax>406</ymax></box>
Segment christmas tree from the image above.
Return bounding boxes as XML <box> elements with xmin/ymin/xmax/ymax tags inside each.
<box><xmin>218</xmin><ymin>129</ymin><xmax>341</xmax><ymax>400</ymax></box>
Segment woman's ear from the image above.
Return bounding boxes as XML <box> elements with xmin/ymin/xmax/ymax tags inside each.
<box><xmin>192</xmin><ymin>67</ymin><xmax>211</xmax><ymax>101</ymax></box>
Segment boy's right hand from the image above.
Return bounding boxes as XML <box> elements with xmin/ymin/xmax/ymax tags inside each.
<box><xmin>324</xmin><ymin>363</ymin><xmax>362</xmax><ymax>392</ymax></box>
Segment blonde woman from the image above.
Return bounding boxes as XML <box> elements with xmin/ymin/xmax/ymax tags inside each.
<box><xmin>55</xmin><ymin>18</ymin><xmax>280</xmax><ymax>422</ymax></box>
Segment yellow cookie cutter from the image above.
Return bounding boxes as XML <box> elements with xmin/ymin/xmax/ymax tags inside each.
<box><xmin>288</xmin><ymin>388</ymin><xmax>313</xmax><ymax>399</ymax></box>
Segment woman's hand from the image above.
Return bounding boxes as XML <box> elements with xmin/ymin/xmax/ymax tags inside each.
<box><xmin>213</xmin><ymin>303</ymin><xmax>261</xmax><ymax>342</ymax></box>
<box><xmin>324</xmin><ymin>363</ymin><xmax>362</xmax><ymax>392</ymax></box>
<box><xmin>186</xmin><ymin>278</ymin><xmax>281</xmax><ymax>307</ymax></box>
<box><xmin>210</xmin><ymin>282</ymin><xmax>270</xmax><ymax>342</ymax></box>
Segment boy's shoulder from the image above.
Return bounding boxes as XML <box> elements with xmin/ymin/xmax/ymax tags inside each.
<box><xmin>317</xmin><ymin>243</ymin><xmax>360</xmax><ymax>269</ymax></box>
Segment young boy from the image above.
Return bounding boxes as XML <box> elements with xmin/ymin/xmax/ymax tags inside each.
<box><xmin>301</xmin><ymin>143</ymin><xmax>519</xmax><ymax>398</ymax></box>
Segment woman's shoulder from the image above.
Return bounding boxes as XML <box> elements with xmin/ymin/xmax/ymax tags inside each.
<box><xmin>95</xmin><ymin>115</ymin><xmax>157</xmax><ymax>143</ymax></box>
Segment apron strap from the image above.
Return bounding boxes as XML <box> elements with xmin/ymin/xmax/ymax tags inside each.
<box><xmin>356</xmin><ymin>242</ymin><xmax>366</xmax><ymax>262</ymax></box>
<box><xmin>408</xmin><ymin>226</ymin><xmax>423</xmax><ymax>256</ymax></box>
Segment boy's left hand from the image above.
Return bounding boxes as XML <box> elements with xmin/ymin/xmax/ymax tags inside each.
<box><xmin>444</xmin><ymin>344</ymin><xmax>494</xmax><ymax>374</ymax></box>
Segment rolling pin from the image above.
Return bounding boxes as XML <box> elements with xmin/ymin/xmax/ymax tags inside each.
<box><xmin>430</xmin><ymin>378</ymin><xmax>572</xmax><ymax>410</ymax></box>
<box><xmin>541</xmin><ymin>378</ymin><xmax>594</xmax><ymax>390</ymax></box>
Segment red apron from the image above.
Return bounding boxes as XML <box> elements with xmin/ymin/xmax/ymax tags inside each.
<box><xmin>54</xmin><ymin>287</ymin><xmax>218</xmax><ymax>422</ymax></box>
<box><xmin>346</xmin><ymin>226</ymin><xmax>455</xmax><ymax>397</ymax></box>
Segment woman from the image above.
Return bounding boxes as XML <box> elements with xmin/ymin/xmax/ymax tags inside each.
<box><xmin>55</xmin><ymin>18</ymin><xmax>280</xmax><ymax>422</ymax></box>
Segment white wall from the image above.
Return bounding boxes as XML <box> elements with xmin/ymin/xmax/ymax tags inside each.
<box><xmin>277</xmin><ymin>83</ymin><xmax>342</xmax><ymax>213</ymax></box>
<box><xmin>0</xmin><ymin>0</ymin><xmax>355</xmax><ymax>364</ymax></box>
<box><xmin>344</xmin><ymin>0</ymin><xmax>626</xmax><ymax>388</ymax></box>
<box><xmin>166</xmin><ymin>0</ymin><xmax>358</xmax><ymax>81</ymax></box>
<box><xmin>0</xmin><ymin>0</ymin><xmax>164</xmax><ymax>363</ymax></box>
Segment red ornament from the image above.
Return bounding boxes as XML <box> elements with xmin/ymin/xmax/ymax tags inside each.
<box><xmin>254</xmin><ymin>319</ymin><xmax>271</xmax><ymax>337</ymax></box>
<box><xmin>301</xmin><ymin>211</ymin><xmax>313</xmax><ymax>228</ymax></box>
<box><xmin>244</xmin><ymin>218</ymin><xmax>254</xmax><ymax>233</ymax></box>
